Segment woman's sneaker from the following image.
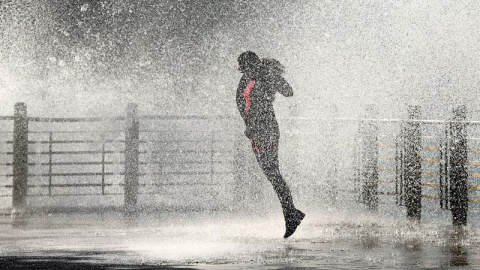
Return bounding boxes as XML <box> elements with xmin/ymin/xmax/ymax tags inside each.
<box><xmin>284</xmin><ymin>209</ymin><xmax>305</xmax><ymax>239</ymax></box>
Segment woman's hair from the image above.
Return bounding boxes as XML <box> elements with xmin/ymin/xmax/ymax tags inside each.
<box><xmin>262</xmin><ymin>58</ymin><xmax>285</xmax><ymax>75</ymax></box>
<box><xmin>237</xmin><ymin>51</ymin><xmax>261</xmax><ymax>72</ymax></box>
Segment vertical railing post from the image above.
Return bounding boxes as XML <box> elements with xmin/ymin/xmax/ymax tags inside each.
<box><xmin>326</xmin><ymin>104</ymin><xmax>339</xmax><ymax>203</ymax></box>
<box><xmin>360</xmin><ymin>105</ymin><xmax>379</xmax><ymax>210</ymax></box>
<box><xmin>442</xmin><ymin>125</ymin><xmax>450</xmax><ymax>210</ymax></box>
<box><xmin>124</xmin><ymin>103</ymin><xmax>139</xmax><ymax>213</ymax></box>
<box><xmin>395</xmin><ymin>126</ymin><xmax>404</xmax><ymax>206</ymax></box>
<box><xmin>48</xmin><ymin>132</ymin><xmax>53</xmax><ymax>196</ymax></box>
<box><xmin>449</xmin><ymin>105</ymin><xmax>468</xmax><ymax>226</ymax></box>
<box><xmin>439</xmin><ymin>133</ymin><xmax>445</xmax><ymax>209</ymax></box>
<box><xmin>101</xmin><ymin>133</ymin><xmax>106</xmax><ymax>195</ymax></box>
<box><xmin>210</xmin><ymin>128</ymin><xmax>215</xmax><ymax>183</ymax></box>
<box><xmin>12</xmin><ymin>102</ymin><xmax>28</xmax><ymax>214</ymax></box>
<box><xmin>404</xmin><ymin>105</ymin><xmax>422</xmax><ymax>221</ymax></box>
<box><xmin>233</xmin><ymin>121</ymin><xmax>246</xmax><ymax>211</ymax></box>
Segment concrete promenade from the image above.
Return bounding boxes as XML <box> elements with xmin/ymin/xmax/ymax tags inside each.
<box><xmin>0</xmin><ymin>208</ymin><xmax>479</xmax><ymax>269</ymax></box>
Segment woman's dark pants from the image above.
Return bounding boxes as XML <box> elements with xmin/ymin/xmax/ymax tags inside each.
<box><xmin>250</xmin><ymin>137</ymin><xmax>296</xmax><ymax>218</ymax></box>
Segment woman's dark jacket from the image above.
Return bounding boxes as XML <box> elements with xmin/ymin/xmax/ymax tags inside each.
<box><xmin>236</xmin><ymin>70</ymin><xmax>293</xmax><ymax>143</ymax></box>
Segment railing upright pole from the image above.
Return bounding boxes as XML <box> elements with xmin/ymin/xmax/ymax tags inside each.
<box><xmin>360</xmin><ymin>105</ymin><xmax>379</xmax><ymax>210</ymax></box>
<box><xmin>48</xmin><ymin>132</ymin><xmax>53</xmax><ymax>196</ymax></box>
<box><xmin>233</xmin><ymin>121</ymin><xmax>246</xmax><ymax>211</ymax></box>
<box><xmin>404</xmin><ymin>105</ymin><xmax>422</xmax><ymax>221</ymax></box>
<box><xmin>124</xmin><ymin>103</ymin><xmax>139</xmax><ymax>213</ymax></box>
<box><xmin>101</xmin><ymin>133</ymin><xmax>106</xmax><ymax>195</ymax></box>
<box><xmin>449</xmin><ymin>105</ymin><xmax>468</xmax><ymax>226</ymax></box>
<box><xmin>326</xmin><ymin>104</ymin><xmax>339</xmax><ymax>203</ymax></box>
<box><xmin>395</xmin><ymin>131</ymin><xmax>403</xmax><ymax>206</ymax></box>
<box><xmin>12</xmin><ymin>102</ymin><xmax>28</xmax><ymax>214</ymax></box>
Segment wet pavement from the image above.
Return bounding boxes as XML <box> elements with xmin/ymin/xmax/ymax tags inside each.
<box><xmin>0</xmin><ymin>208</ymin><xmax>479</xmax><ymax>269</ymax></box>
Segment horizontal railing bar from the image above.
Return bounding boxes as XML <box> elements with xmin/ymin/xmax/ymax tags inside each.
<box><xmin>3</xmin><ymin>172</ymin><xmax>123</xmax><ymax>177</ymax></box>
<box><xmin>7</xmin><ymin>150</ymin><xmax>124</xmax><ymax>155</ymax></box>
<box><xmin>1</xmin><ymin>171</ymin><xmax>234</xmax><ymax>177</ymax></box>
<box><xmin>379</xmin><ymin>179</ymin><xmax>395</xmax><ymax>184</ymax></box>
<box><xmin>4</xmin><ymin>161</ymin><xmax>124</xmax><ymax>166</ymax></box>
<box><xmin>375</xmin><ymin>191</ymin><xmax>480</xmax><ymax>202</ymax></box>
<box><xmin>140</xmin><ymin>150</ymin><xmax>233</xmax><ymax>154</ymax></box>
<box><xmin>4</xmin><ymin>150</ymin><xmax>232</xmax><ymax>155</ymax></box>
<box><xmin>469</xmin><ymin>161</ymin><xmax>480</xmax><ymax>166</ymax></box>
<box><xmin>138</xmin><ymin>171</ymin><xmax>233</xmax><ymax>176</ymax></box>
<box><xmin>2</xmin><ymin>184</ymin><xmax>116</xmax><ymax>188</ymax></box>
<box><xmin>28</xmin><ymin>193</ymin><xmax>123</xmax><ymax>197</ymax></box>
<box><xmin>422</xmin><ymin>158</ymin><xmax>441</xmax><ymax>163</ymax></box>
<box><xmin>333</xmin><ymin>117</ymin><xmax>480</xmax><ymax>125</ymax></box>
<box><xmin>28</xmin><ymin>116</ymin><xmax>125</xmax><ymax>122</ymax></box>
<box><xmin>140</xmin><ymin>129</ymin><xmax>216</xmax><ymax>133</ymax></box>
<box><xmin>468</xmin><ymin>185</ymin><xmax>480</xmax><ymax>191</ymax></box>
<box><xmin>4</xmin><ymin>115</ymin><xmax>480</xmax><ymax>125</ymax></box>
<box><xmin>379</xmin><ymin>143</ymin><xmax>395</xmax><ymax>149</ymax></box>
<box><xmin>378</xmin><ymin>191</ymin><xmax>397</xmax><ymax>196</ymax></box>
<box><xmin>418</xmin><ymin>194</ymin><xmax>480</xmax><ymax>202</ymax></box>
<box><xmin>140</xmin><ymin>115</ymin><xmax>234</xmax><ymax>120</ymax></box>
<box><xmin>28</xmin><ymin>130</ymin><xmax>124</xmax><ymax>134</ymax></box>
<box><xmin>44</xmin><ymin>161</ymin><xmax>122</xmax><ymax>166</ymax></box>
<box><xmin>137</xmin><ymin>191</ymin><xmax>223</xmax><ymax>195</ymax></box>
<box><xmin>3</xmin><ymin>139</ymin><xmax>233</xmax><ymax>144</ymax></box>
<box><xmin>378</xmin><ymin>168</ymin><xmax>396</xmax><ymax>173</ymax></box>
<box><xmin>138</xmin><ymin>139</ymin><xmax>233</xmax><ymax>143</ymax></box>
<box><xmin>34</xmin><ymin>182</ymin><xmax>237</xmax><ymax>187</ymax></box>
<box><xmin>421</xmin><ymin>136</ymin><xmax>442</xmax><ymax>140</ymax></box>
<box><xmin>423</xmin><ymin>170</ymin><xmax>440</xmax><ymax>176</ymax></box>
<box><xmin>4</xmin><ymin>161</ymin><xmax>231</xmax><ymax>166</ymax></box>
<box><xmin>2</xmin><ymin>161</ymin><xmax>232</xmax><ymax>166</ymax></box>
<box><xmin>422</xmin><ymin>194</ymin><xmax>440</xmax><ymax>200</ymax></box>
<box><xmin>23</xmin><ymin>140</ymin><xmax>125</xmax><ymax>144</ymax></box>
<box><xmin>422</xmin><ymin>182</ymin><xmax>439</xmax><ymax>187</ymax></box>
<box><xmin>16</xmin><ymin>183</ymin><xmax>114</xmax><ymax>188</ymax></box>
<box><xmin>139</xmin><ymin>160</ymin><xmax>232</xmax><ymax>165</ymax></box>
<box><xmin>139</xmin><ymin>182</ymin><xmax>221</xmax><ymax>187</ymax></box>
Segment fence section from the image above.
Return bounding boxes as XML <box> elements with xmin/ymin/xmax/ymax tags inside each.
<box><xmin>0</xmin><ymin>115</ymin><xmax>14</xmax><ymax>213</ymax></box>
<box><xmin>137</xmin><ymin>115</ymin><xmax>235</xmax><ymax>210</ymax></box>
<box><xmin>2</xmin><ymin>102</ymin><xmax>480</xmax><ymax>225</ymax></box>
<box><xmin>355</xmin><ymin>105</ymin><xmax>480</xmax><ymax>226</ymax></box>
<box><xmin>0</xmin><ymin>103</ymin><xmax>236</xmax><ymax>213</ymax></box>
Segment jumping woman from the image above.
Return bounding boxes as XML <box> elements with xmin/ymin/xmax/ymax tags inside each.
<box><xmin>236</xmin><ymin>51</ymin><xmax>305</xmax><ymax>239</ymax></box>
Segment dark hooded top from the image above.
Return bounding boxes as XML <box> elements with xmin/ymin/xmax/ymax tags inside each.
<box><xmin>236</xmin><ymin>66</ymin><xmax>293</xmax><ymax>143</ymax></box>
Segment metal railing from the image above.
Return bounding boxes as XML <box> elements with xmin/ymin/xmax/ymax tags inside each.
<box><xmin>355</xmin><ymin>105</ymin><xmax>480</xmax><ymax>225</ymax></box>
<box><xmin>0</xmin><ymin>103</ymin><xmax>235</xmax><ymax>213</ymax></box>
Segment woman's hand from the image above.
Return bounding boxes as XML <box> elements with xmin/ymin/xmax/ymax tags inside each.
<box><xmin>244</xmin><ymin>127</ymin><xmax>255</xmax><ymax>139</ymax></box>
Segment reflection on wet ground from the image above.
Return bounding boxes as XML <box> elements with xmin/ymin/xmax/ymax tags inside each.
<box><xmin>0</xmin><ymin>210</ymin><xmax>479</xmax><ymax>269</ymax></box>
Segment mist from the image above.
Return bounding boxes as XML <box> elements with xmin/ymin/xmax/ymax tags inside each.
<box><xmin>1</xmin><ymin>0</ymin><xmax>479</xmax><ymax>119</ymax></box>
<box><xmin>2</xmin><ymin>2</ymin><xmax>480</xmax><ymax>268</ymax></box>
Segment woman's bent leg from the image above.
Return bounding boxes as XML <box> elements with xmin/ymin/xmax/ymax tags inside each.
<box><xmin>254</xmin><ymin>140</ymin><xmax>304</xmax><ymax>237</ymax></box>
